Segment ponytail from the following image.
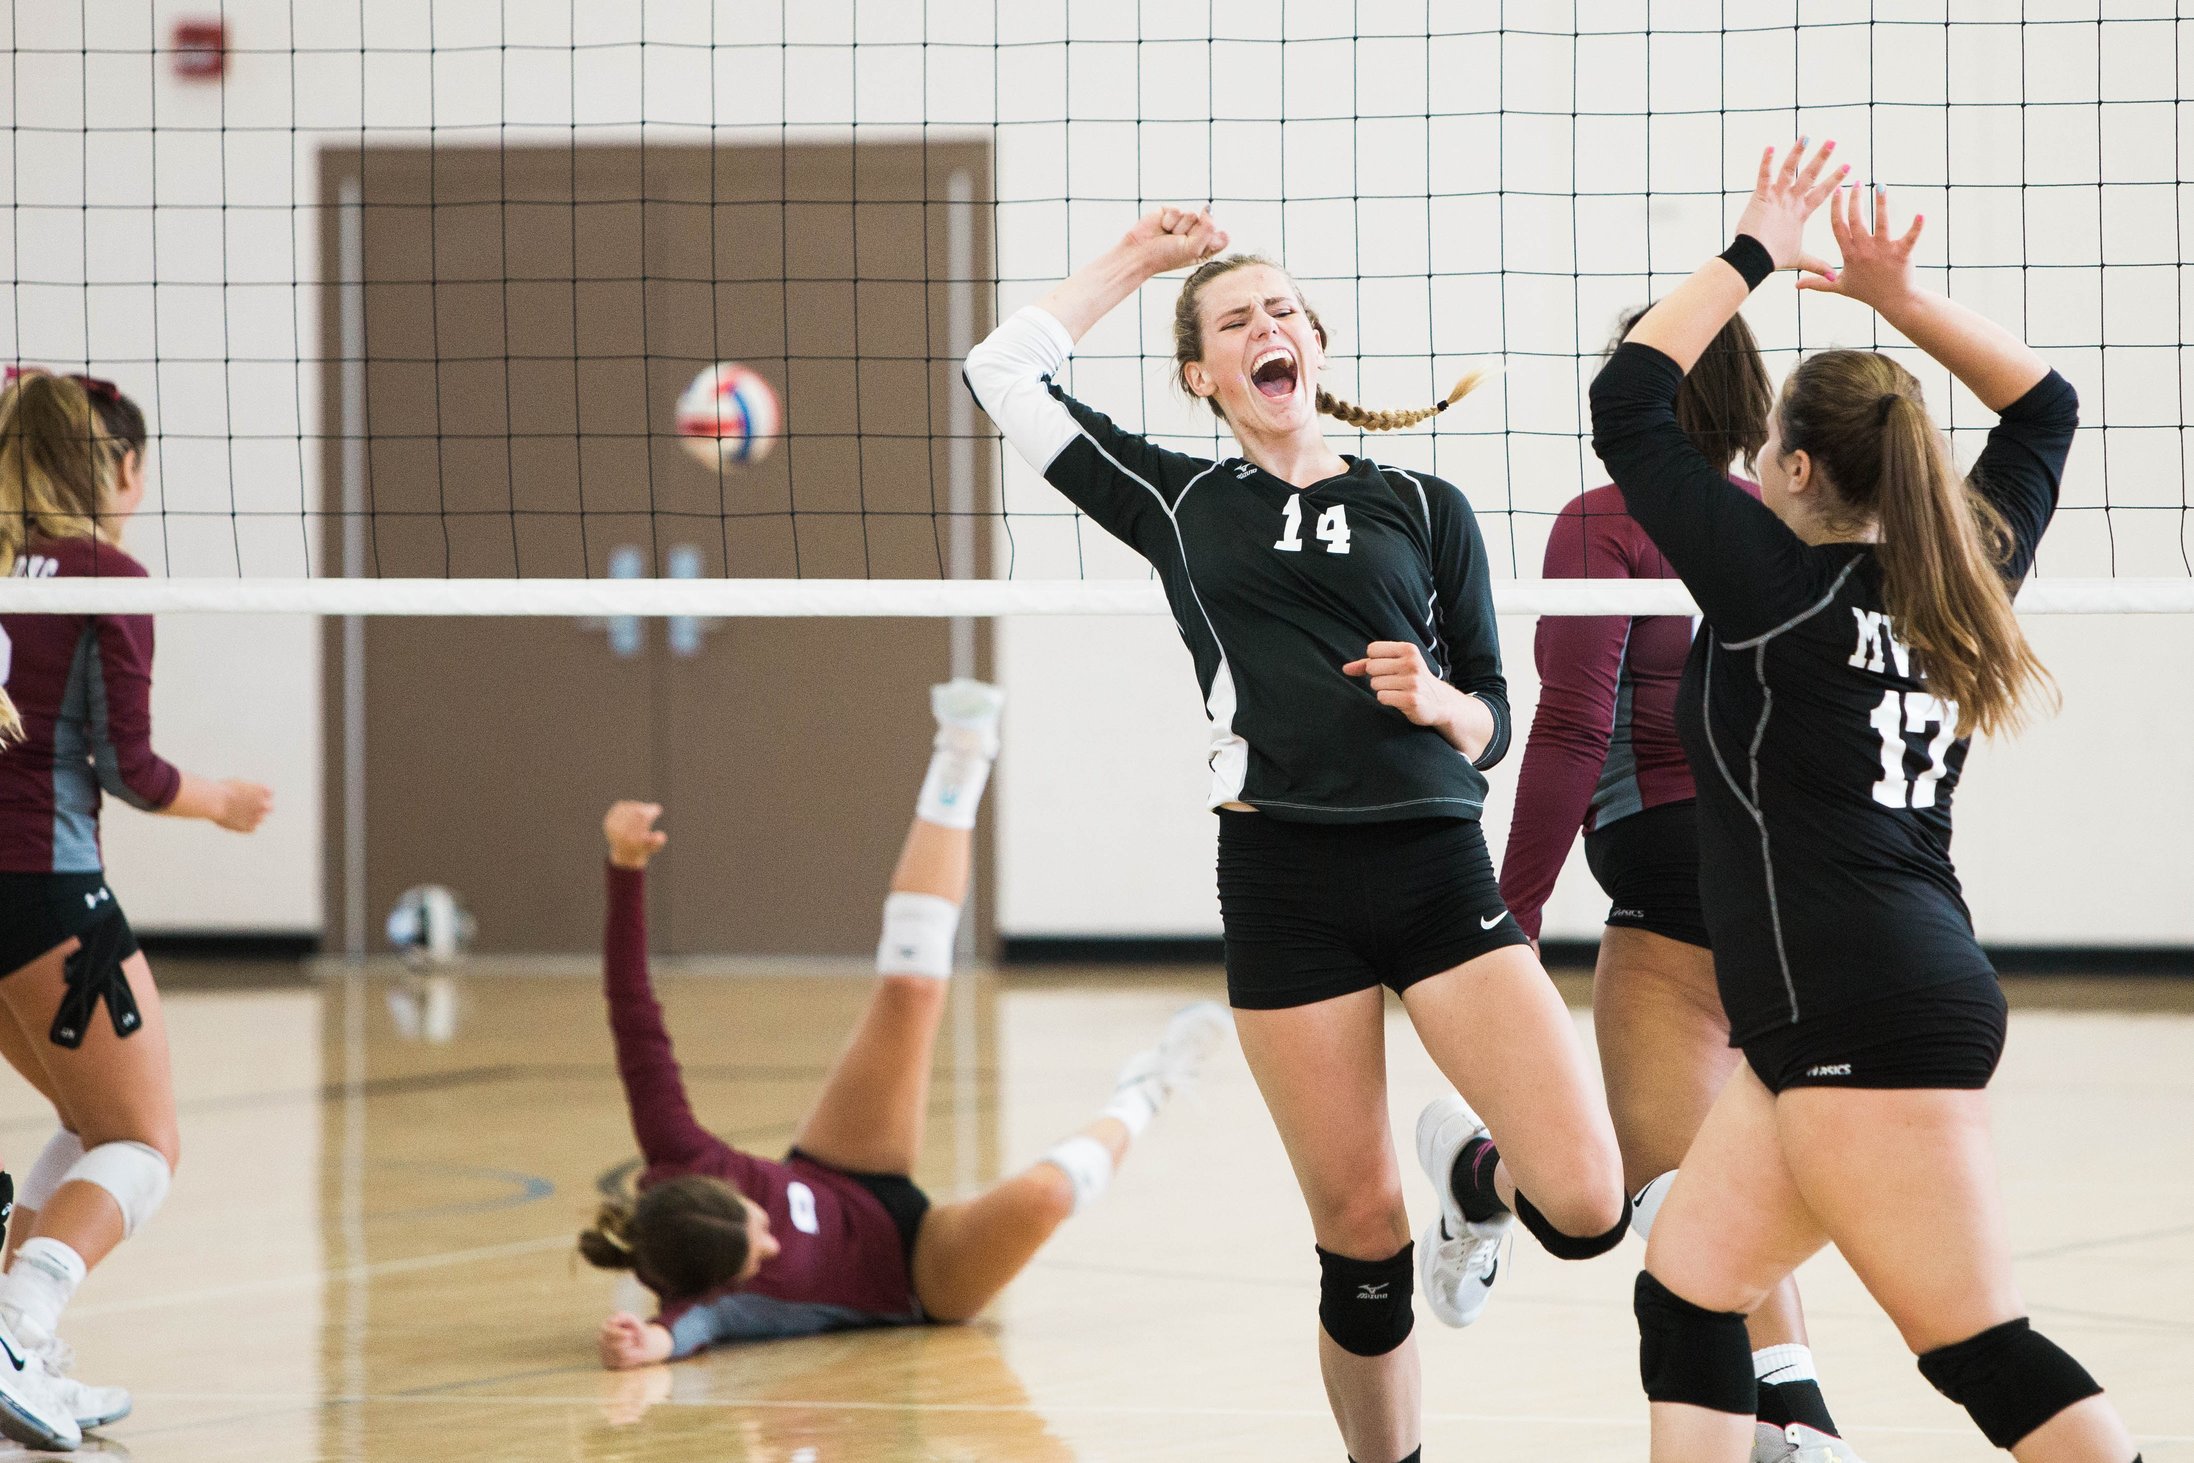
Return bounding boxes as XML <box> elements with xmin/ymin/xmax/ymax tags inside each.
<box><xmin>1315</xmin><ymin>369</ymin><xmax>1490</xmax><ymax>433</ymax></box>
<box><xmin>576</xmin><ymin>1198</ymin><xmax>640</xmax><ymax>1271</ymax></box>
<box><xmin>1778</xmin><ymin>351</ymin><xmax>2054</xmax><ymax>738</ymax></box>
<box><xmin>1870</xmin><ymin>394</ymin><xmax>2052</xmax><ymax>736</ymax></box>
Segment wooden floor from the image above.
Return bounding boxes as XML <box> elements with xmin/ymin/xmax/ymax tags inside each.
<box><xmin>16</xmin><ymin>961</ymin><xmax>2193</xmax><ymax>1461</ymax></box>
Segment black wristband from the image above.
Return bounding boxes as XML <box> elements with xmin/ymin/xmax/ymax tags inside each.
<box><xmin>1718</xmin><ymin>234</ymin><xmax>1775</xmax><ymax>291</ymax></box>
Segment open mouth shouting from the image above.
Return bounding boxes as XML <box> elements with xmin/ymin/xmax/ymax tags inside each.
<box><xmin>1251</xmin><ymin>346</ymin><xmax>1300</xmax><ymax>402</ymax></box>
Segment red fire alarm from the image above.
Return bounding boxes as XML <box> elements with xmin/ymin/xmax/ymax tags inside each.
<box><xmin>171</xmin><ymin>19</ymin><xmax>227</xmax><ymax>80</ymax></box>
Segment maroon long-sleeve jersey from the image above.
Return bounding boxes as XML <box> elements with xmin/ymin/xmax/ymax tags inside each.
<box><xmin>602</xmin><ymin>864</ymin><xmax>922</xmax><ymax>1356</ymax></box>
<box><xmin>1496</xmin><ymin>482</ymin><xmax>1755</xmax><ymax>940</ymax></box>
<box><xmin>0</xmin><ymin>537</ymin><xmax>180</xmax><ymax>872</ymax></box>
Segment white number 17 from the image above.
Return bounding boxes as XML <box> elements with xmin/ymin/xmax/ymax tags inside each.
<box><xmin>1868</xmin><ymin>690</ymin><xmax>1956</xmax><ymax>809</ymax></box>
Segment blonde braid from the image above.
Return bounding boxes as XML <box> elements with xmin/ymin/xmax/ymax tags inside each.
<box><xmin>1316</xmin><ymin>368</ymin><xmax>1493</xmax><ymax>432</ymax></box>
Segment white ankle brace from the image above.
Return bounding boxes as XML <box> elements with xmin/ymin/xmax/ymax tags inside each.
<box><xmin>1039</xmin><ymin>1136</ymin><xmax>1114</xmax><ymax>1214</ymax></box>
<box><xmin>916</xmin><ymin>744</ymin><xmax>993</xmax><ymax>830</ymax></box>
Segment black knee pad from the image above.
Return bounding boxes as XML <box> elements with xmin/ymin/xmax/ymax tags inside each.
<box><xmin>1917</xmin><ymin>1318</ymin><xmax>2102</xmax><ymax>1450</ymax></box>
<box><xmin>1317</xmin><ymin>1243</ymin><xmax>1415</xmax><ymax>1358</ymax></box>
<box><xmin>1516</xmin><ymin>1189</ymin><xmax>1630</xmax><ymax>1260</ymax></box>
<box><xmin>1635</xmin><ymin>1271</ymin><xmax>1756</xmax><ymax>1415</ymax></box>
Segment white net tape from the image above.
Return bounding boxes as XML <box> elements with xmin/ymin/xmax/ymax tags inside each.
<box><xmin>0</xmin><ymin>577</ymin><xmax>2185</xmax><ymax>617</ymax></box>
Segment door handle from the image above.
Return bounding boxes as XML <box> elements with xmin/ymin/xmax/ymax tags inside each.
<box><xmin>667</xmin><ymin>544</ymin><xmax>715</xmax><ymax>659</ymax></box>
<box><xmin>580</xmin><ymin>545</ymin><xmax>647</xmax><ymax>658</ymax></box>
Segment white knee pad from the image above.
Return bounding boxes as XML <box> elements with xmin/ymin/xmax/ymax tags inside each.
<box><xmin>65</xmin><ymin>1140</ymin><xmax>171</xmax><ymax>1238</ymax></box>
<box><xmin>1038</xmin><ymin>1135</ymin><xmax>1114</xmax><ymax>1215</ymax></box>
<box><xmin>1631</xmin><ymin>1169</ymin><xmax>1676</xmax><ymax>1245</ymax></box>
<box><xmin>18</xmin><ymin>1130</ymin><xmax>85</xmax><ymax>1212</ymax></box>
<box><xmin>876</xmin><ymin>892</ymin><xmax>960</xmax><ymax>980</ymax></box>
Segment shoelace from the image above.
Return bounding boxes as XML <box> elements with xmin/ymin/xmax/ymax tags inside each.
<box><xmin>1432</xmin><ymin>1227</ymin><xmax>1498</xmax><ymax>1285</ymax></box>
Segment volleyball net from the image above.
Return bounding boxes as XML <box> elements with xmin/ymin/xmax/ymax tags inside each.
<box><xmin>3</xmin><ymin>3</ymin><xmax>2190</xmax><ymax>616</ymax></box>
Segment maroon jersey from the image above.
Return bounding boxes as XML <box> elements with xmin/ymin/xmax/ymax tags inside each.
<box><xmin>0</xmin><ymin>538</ymin><xmax>180</xmax><ymax>872</ymax></box>
<box><xmin>602</xmin><ymin>865</ymin><xmax>922</xmax><ymax>1356</ymax></box>
<box><xmin>1497</xmin><ymin>482</ymin><xmax>1755</xmax><ymax>940</ymax></box>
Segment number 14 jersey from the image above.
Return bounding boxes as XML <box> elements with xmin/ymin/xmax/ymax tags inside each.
<box><xmin>965</xmin><ymin>306</ymin><xmax>1511</xmax><ymax>824</ymax></box>
<box><xmin>1590</xmin><ymin>342</ymin><xmax>2078</xmax><ymax>1042</ymax></box>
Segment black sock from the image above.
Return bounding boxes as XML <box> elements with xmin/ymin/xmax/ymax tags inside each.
<box><xmin>1447</xmin><ymin>1136</ymin><xmax>1507</xmax><ymax>1224</ymax></box>
<box><xmin>1754</xmin><ymin>1377</ymin><xmax>1839</xmax><ymax>1437</ymax></box>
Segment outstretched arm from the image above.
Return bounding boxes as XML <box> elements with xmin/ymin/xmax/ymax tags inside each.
<box><xmin>602</xmin><ymin>802</ymin><xmax>721</xmax><ymax>1171</ymax></box>
<box><xmin>1594</xmin><ymin>140</ymin><xmax>1846</xmax><ymax>639</ymax></box>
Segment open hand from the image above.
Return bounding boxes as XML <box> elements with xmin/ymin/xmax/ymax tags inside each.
<box><xmin>1343</xmin><ymin>641</ymin><xmax>1458</xmax><ymax>730</ymax></box>
<box><xmin>1798</xmin><ymin>183</ymin><xmax>1923</xmax><ymax>311</ymax></box>
<box><xmin>598</xmin><ymin>1311</ymin><xmax>674</xmax><ymax>1370</ymax></box>
<box><xmin>1731</xmin><ymin>139</ymin><xmax>1846</xmax><ymax>275</ymax></box>
<box><xmin>1121</xmin><ymin>206</ymin><xmax>1228</xmax><ymax>275</ymax></box>
<box><xmin>603</xmin><ymin>801</ymin><xmax>668</xmax><ymax>870</ymax></box>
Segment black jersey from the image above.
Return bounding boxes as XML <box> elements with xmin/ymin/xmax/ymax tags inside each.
<box><xmin>966</xmin><ymin>306</ymin><xmax>1510</xmax><ymax>823</ymax></box>
<box><xmin>1590</xmin><ymin>341</ymin><xmax>2075</xmax><ymax>1041</ymax></box>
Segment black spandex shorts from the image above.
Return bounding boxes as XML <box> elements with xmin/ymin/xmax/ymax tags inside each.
<box><xmin>1741</xmin><ymin>976</ymin><xmax>2009</xmax><ymax>1094</ymax></box>
<box><xmin>1217</xmin><ymin>811</ymin><xmax>1530</xmax><ymax>1011</ymax></box>
<box><xmin>0</xmin><ymin>871</ymin><xmax>136</xmax><ymax>977</ymax></box>
<box><xmin>0</xmin><ymin>872</ymin><xmax>144</xmax><ymax>1050</ymax></box>
<box><xmin>786</xmin><ymin>1146</ymin><xmax>931</xmax><ymax>1269</ymax></box>
<box><xmin>1582</xmin><ymin>801</ymin><xmax>1709</xmax><ymax>950</ymax></box>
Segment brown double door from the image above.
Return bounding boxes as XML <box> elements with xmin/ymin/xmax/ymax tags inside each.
<box><xmin>320</xmin><ymin>141</ymin><xmax>994</xmax><ymax>956</ymax></box>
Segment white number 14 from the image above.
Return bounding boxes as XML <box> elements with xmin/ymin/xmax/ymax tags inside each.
<box><xmin>1274</xmin><ymin>498</ymin><xmax>1351</xmax><ymax>555</ymax></box>
<box><xmin>1868</xmin><ymin>690</ymin><xmax>1957</xmax><ymax>809</ymax></box>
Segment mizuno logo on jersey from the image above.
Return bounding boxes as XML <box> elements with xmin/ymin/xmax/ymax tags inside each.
<box><xmin>1805</xmin><ymin>1063</ymin><xmax>1852</xmax><ymax>1078</ymax></box>
<box><xmin>1233</xmin><ymin>461</ymin><xmax>1257</xmax><ymax>479</ymax></box>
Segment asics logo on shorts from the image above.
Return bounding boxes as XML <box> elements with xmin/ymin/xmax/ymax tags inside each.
<box><xmin>1805</xmin><ymin>1063</ymin><xmax>1852</xmax><ymax>1078</ymax></box>
<box><xmin>1355</xmin><ymin>1281</ymin><xmax>1390</xmax><ymax>1301</ymax></box>
<box><xmin>83</xmin><ymin>886</ymin><xmax>111</xmax><ymax>910</ymax></box>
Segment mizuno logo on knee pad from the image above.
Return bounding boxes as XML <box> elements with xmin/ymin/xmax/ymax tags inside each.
<box><xmin>1355</xmin><ymin>1282</ymin><xmax>1389</xmax><ymax>1300</ymax></box>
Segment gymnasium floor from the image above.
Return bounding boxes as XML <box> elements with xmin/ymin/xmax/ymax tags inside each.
<box><xmin>17</xmin><ymin>960</ymin><xmax>2192</xmax><ymax>1461</ymax></box>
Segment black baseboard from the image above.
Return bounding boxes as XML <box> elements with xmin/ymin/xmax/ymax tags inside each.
<box><xmin>135</xmin><ymin>931</ymin><xmax>321</xmax><ymax>962</ymax></box>
<box><xmin>1005</xmin><ymin>934</ymin><xmax>2192</xmax><ymax>977</ymax></box>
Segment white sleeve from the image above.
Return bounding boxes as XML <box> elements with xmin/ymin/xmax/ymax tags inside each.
<box><xmin>963</xmin><ymin>305</ymin><xmax>1081</xmax><ymax>473</ymax></box>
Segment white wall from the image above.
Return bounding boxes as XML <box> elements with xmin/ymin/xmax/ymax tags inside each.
<box><xmin>2</xmin><ymin>2</ymin><xmax>2186</xmax><ymax>942</ymax></box>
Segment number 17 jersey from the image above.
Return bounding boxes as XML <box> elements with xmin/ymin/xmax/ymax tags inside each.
<box><xmin>1591</xmin><ymin>343</ymin><xmax>2077</xmax><ymax>1042</ymax></box>
<box><xmin>965</xmin><ymin>306</ymin><xmax>1511</xmax><ymax>824</ymax></box>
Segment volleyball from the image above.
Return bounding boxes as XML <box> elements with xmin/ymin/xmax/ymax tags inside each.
<box><xmin>675</xmin><ymin>362</ymin><xmax>781</xmax><ymax>469</ymax></box>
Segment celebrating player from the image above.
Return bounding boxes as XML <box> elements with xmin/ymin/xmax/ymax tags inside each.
<box><xmin>0</xmin><ymin>369</ymin><xmax>273</xmax><ymax>1450</ymax></box>
<box><xmin>1501</xmin><ymin>313</ymin><xmax>1864</xmax><ymax>1462</ymax></box>
<box><xmin>582</xmin><ymin>681</ymin><xmax>1228</xmax><ymax>1367</ymax></box>
<box><xmin>1591</xmin><ymin>141</ymin><xmax>2141</xmax><ymax>1463</ymax></box>
<box><xmin>965</xmin><ymin>210</ymin><xmax>1628</xmax><ymax>1463</ymax></box>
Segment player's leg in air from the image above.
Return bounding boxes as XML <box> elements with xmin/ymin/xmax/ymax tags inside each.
<box><xmin>592</xmin><ymin>681</ymin><xmax>1229</xmax><ymax>1368</ymax></box>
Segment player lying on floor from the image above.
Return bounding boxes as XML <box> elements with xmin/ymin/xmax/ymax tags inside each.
<box><xmin>580</xmin><ymin>680</ymin><xmax>1228</xmax><ymax>1365</ymax></box>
